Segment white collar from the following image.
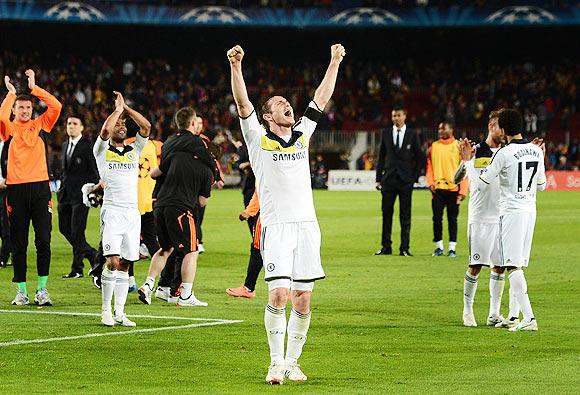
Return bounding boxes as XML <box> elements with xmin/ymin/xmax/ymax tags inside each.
<box><xmin>68</xmin><ymin>135</ymin><xmax>82</xmax><ymax>145</ymax></box>
<box><xmin>392</xmin><ymin>124</ymin><xmax>407</xmax><ymax>133</ymax></box>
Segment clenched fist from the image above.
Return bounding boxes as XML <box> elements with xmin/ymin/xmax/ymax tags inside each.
<box><xmin>330</xmin><ymin>44</ymin><xmax>346</xmax><ymax>63</ymax></box>
<box><xmin>227</xmin><ymin>45</ymin><xmax>244</xmax><ymax>65</ymax></box>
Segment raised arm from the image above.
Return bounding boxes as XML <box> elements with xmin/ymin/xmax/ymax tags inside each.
<box><xmin>100</xmin><ymin>91</ymin><xmax>125</xmax><ymax>140</ymax></box>
<box><xmin>479</xmin><ymin>150</ymin><xmax>504</xmax><ymax>187</ymax></box>
<box><xmin>122</xmin><ymin>95</ymin><xmax>151</xmax><ymax>138</ymax></box>
<box><xmin>532</xmin><ymin>139</ymin><xmax>547</xmax><ymax>191</ymax></box>
<box><xmin>227</xmin><ymin>45</ymin><xmax>254</xmax><ymax>118</ymax></box>
<box><xmin>0</xmin><ymin>76</ymin><xmax>17</xmax><ymax>141</ymax></box>
<box><xmin>312</xmin><ymin>44</ymin><xmax>346</xmax><ymax>111</ymax></box>
<box><xmin>453</xmin><ymin>138</ymin><xmax>475</xmax><ymax>184</ymax></box>
<box><xmin>26</xmin><ymin>70</ymin><xmax>62</xmax><ymax>132</ymax></box>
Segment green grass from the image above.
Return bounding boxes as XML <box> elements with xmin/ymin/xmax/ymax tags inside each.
<box><xmin>0</xmin><ymin>190</ymin><xmax>579</xmax><ymax>394</ymax></box>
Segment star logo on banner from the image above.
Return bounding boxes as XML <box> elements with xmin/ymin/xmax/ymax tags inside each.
<box><xmin>179</xmin><ymin>6</ymin><xmax>249</xmax><ymax>24</ymax></box>
<box><xmin>330</xmin><ymin>8</ymin><xmax>402</xmax><ymax>26</ymax></box>
<box><xmin>45</xmin><ymin>2</ymin><xmax>105</xmax><ymax>21</ymax></box>
<box><xmin>485</xmin><ymin>6</ymin><xmax>558</xmax><ymax>24</ymax></box>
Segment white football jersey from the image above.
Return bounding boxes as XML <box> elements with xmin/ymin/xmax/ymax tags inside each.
<box><xmin>466</xmin><ymin>142</ymin><xmax>500</xmax><ymax>224</ymax></box>
<box><xmin>93</xmin><ymin>133</ymin><xmax>148</xmax><ymax>210</ymax></box>
<box><xmin>240</xmin><ymin>101</ymin><xmax>322</xmax><ymax>226</ymax></box>
<box><xmin>479</xmin><ymin>139</ymin><xmax>546</xmax><ymax>215</ymax></box>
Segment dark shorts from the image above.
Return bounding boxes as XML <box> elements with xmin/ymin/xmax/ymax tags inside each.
<box><xmin>154</xmin><ymin>206</ymin><xmax>197</xmax><ymax>254</ymax></box>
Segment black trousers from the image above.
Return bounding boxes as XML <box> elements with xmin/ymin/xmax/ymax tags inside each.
<box><xmin>243</xmin><ymin>215</ymin><xmax>263</xmax><ymax>291</ymax></box>
<box><xmin>7</xmin><ymin>181</ymin><xmax>52</xmax><ymax>283</ymax></box>
<box><xmin>158</xmin><ymin>252</ymin><xmax>183</xmax><ymax>295</ymax></box>
<box><xmin>244</xmin><ymin>244</ymin><xmax>263</xmax><ymax>292</ymax></box>
<box><xmin>0</xmin><ymin>189</ymin><xmax>11</xmax><ymax>263</ymax></box>
<box><xmin>141</xmin><ymin>211</ymin><xmax>159</xmax><ymax>256</ymax></box>
<box><xmin>194</xmin><ymin>205</ymin><xmax>205</xmax><ymax>243</ymax></box>
<box><xmin>432</xmin><ymin>189</ymin><xmax>459</xmax><ymax>243</ymax></box>
<box><xmin>58</xmin><ymin>201</ymin><xmax>96</xmax><ymax>274</ymax></box>
<box><xmin>381</xmin><ymin>180</ymin><xmax>413</xmax><ymax>252</ymax></box>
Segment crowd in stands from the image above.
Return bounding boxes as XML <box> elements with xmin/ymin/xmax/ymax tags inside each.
<box><xmin>1</xmin><ymin>49</ymin><xmax>578</xmax><ymax>185</ymax></box>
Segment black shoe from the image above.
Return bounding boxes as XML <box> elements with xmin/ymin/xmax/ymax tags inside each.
<box><xmin>374</xmin><ymin>247</ymin><xmax>392</xmax><ymax>255</ymax></box>
<box><xmin>448</xmin><ymin>250</ymin><xmax>457</xmax><ymax>258</ymax></box>
<box><xmin>399</xmin><ymin>250</ymin><xmax>413</xmax><ymax>257</ymax></box>
<box><xmin>62</xmin><ymin>272</ymin><xmax>83</xmax><ymax>279</ymax></box>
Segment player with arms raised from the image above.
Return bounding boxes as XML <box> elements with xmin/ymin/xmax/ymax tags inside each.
<box><xmin>479</xmin><ymin>109</ymin><xmax>546</xmax><ymax>332</ymax></box>
<box><xmin>228</xmin><ymin>43</ymin><xmax>345</xmax><ymax>384</ymax></box>
<box><xmin>93</xmin><ymin>92</ymin><xmax>151</xmax><ymax>327</ymax></box>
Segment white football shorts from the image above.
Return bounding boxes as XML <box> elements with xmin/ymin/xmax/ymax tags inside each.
<box><xmin>468</xmin><ymin>222</ymin><xmax>500</xmax><ymax>267</ymax></box>
<box><xmin>261</xmin><ymin>221</ymin><xmax>325</xmax><ymax>290</ymax></box>
<box><xmin>100</xmin><ymin>206</ymin><xmax>141</xmax><ymax>262</ymax></box>
<box><xmin>498</xmin><ymin>212</ymin><xmax>536</xmax><ymax>268</ymax></box>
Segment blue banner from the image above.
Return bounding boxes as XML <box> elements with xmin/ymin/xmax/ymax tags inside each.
<box><xmin>0</xmin><ymin>2</ymin><xmax>579</xmax><ymax>28</ymax></box>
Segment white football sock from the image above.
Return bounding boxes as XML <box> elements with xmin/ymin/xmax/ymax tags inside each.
<box><xmin>144</xmin><ymin>276</ymin><xmax>155</xmax><ymax>290</ymax></box>
<box><xmin>509</xmin><ymin>270</ymin><xmax>534</xmax><ymax>322</ymax></box>
<box><xmin>435</xmin><ymin>240</ymin><xmax>444</xmax><ymax>250</ymax></box>
<box><xmin>507</xmin><ymin>284</ymin><xmax>520</xmax><ymax>319</ymax></box>
<box><xmin>101</xmin><ymin>267</ymin><xmax>117</xmax><ymax>312</ymax></box>
<box><xmin>114</xmin><ymin>271</ymin><xmax>129</xmax><ymax>317</ymax></box>
<box><xmin>265</xmin><ymin>304</ymin><xmax>286</xmax><ymax>365</ymax></box>
<box><xmin>489</xmin><ymin>271</ymin><xmax>505</xmax><ymax>317</ymax></box>
<box><xmin>129</xmin><ymin>275</ymin><xmax>136</xmax><ymax>288</ymax></box>
<box><xmin>181</xmin><ymin>282</ymin><xmax>193</xmax><ymax>299</ymax></box>
<box><xmin>449</xmin><ymin>241</ymin><xmax>457</xmax><ymax>251</ymax></box>
<box><xmin>285</xmin><ymin>309</ymin><xmax>311</xmax><ymax>365</ymax></box>
<box><xmin>463</xmin><ymin>271</ymin><xmax>479</xmax><ymax>314</ymax></box>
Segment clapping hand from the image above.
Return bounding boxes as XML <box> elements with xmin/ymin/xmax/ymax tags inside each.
<box><xmin>24</xmin><ymin>69</ymin><xmax>35</xmax><ymax>90</ymax></box>
<box><xmin>531</xmin><ymin>137</ymin><xmax>546</xmax><ymax>156</ymax></box>
<box><xmin>458</xmin><ymin>138</ymin><xmax>475</xmax><ymax>162</ymax></box>
<box><xmin>113</xmin><ymin>91</ymin><xmax>125</xmax><ymax>111</ymax></box>
<box><xmin>4</xmin><ymin>76</ymin><xmax>16</xmax><ymax>94</ymax></box>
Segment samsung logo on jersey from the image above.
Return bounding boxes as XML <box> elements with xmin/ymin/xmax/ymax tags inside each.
<box><xmin>108</xmin><ymin>162</ymin><xmax>138</xmax><ymax>170</ymax></box>
<box><xmin>513</xmin><ymin>148</ymin><xmax>540</xmax><ymax>160</ymax></box>
<box><xmin>272</xmin><ymin>152</ymin><xmax>307</xmax><ymax>161</ymax></box>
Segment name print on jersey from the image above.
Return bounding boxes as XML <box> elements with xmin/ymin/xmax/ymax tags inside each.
<box><xmin>513</xmin><ymin>148</ymin><xmax>541</xmax><ymax>160</ymax></box>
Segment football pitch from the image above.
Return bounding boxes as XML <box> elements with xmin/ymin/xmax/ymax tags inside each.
<box><xmin>0</xmin><ymin>189</ymin><xmax>578</xmax><ymax>393</ymax></box>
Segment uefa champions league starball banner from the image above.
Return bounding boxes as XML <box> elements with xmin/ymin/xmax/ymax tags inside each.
<box><xmin>0</xmin><ymin>2</ymin><xmax>579</xmax><ymax>28</ymax></box>
<box><xmin>327</xmin><ymin>170</ymin><xmax>580</xmax><ymax>191</ymax></box>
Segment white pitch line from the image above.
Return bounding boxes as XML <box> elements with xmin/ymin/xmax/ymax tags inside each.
<box><xmin>0</xmin><ymin>309</ymin><xmax>243</xmax><ymax>348</ymax></box>
<box><xmin>0</xmin><ymin>309</ymin><xmax>240</xmax><ymax>323</ymax></box>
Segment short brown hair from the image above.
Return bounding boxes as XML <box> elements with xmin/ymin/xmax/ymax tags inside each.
<box><xmin>489</xmin><ymin>108</ymin><xmax>504</xmax><ymax>120</ymax></box>
<box><xmin>261</xmin><ymin>97</ymin><xmax>274</xmax><ymax>116</ymax></box>
<box><xmin>174</xmin><ymin>107</ymin><xmax>196</xmax><ymax>130</ymax></box>
<box><xmin>14</xmin><ymin>94</ymin><xmax>33</xmax><ymax>105</ymax></box>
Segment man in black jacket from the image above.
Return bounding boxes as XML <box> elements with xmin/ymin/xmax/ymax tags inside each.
<box><xmin>58</xmin><ymin>116</ymin><xmax>99</xmax><ymax>278</ymax></box>
<box><xmin>375</xmin><ymin>107</ymin><xmax>424</xmax><ymax>256</ymax></box>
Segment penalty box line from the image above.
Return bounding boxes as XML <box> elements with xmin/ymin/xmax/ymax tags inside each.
<box><xmin>0</xmin><ymin>309</ymin><xmax>243</xmax><ymax>348</ymax></box>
